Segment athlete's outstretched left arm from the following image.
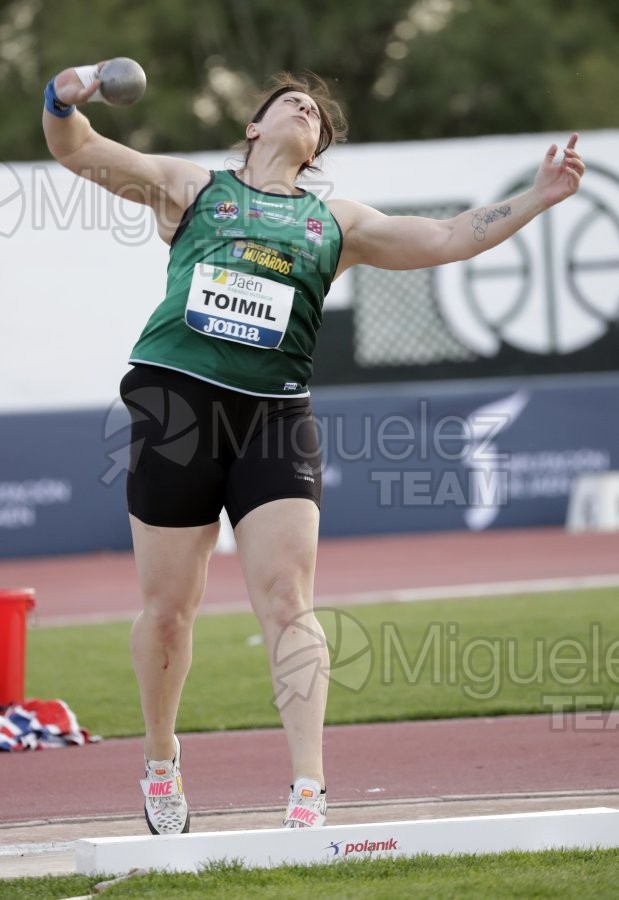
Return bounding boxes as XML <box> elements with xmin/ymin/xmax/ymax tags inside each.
<box><xmin>331</xmin><ymin>133</ymin><xmax>585</xmax><ymax>274</ymax></box>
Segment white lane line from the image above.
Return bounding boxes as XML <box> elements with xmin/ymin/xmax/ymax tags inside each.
<box><xmin>316</xmin><ymin>573</ymin><xmax>619</xmax><ymax>607</ymax></box>
<box><xmin>31</xmin><ymin>573</ymin><xmax>619</xmax><ymax>627</ymax></box>
<box><xmin>0</xmin><ymin>840</ymin><xmax>76</xmax><ymax>856</ymax></box>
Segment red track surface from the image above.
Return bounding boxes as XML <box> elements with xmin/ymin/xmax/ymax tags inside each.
<box><xmin>4</xmin><ymin>715</ymin><xmax>619</xmax><ymax>823</ymax></box>
<box><xmin>0</xmin><ymin>527</ymin><xmax>617</xmax><ymax>622</ymax></box>
<box><xmin>1</xmin><ymin>527</ymin><xmax>618</xmax><ymax>824</ymax></box>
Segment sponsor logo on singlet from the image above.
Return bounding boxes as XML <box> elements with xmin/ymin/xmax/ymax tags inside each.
<box><xmin>213</xmin><ymin>201</ymin><xmax>240</xmax><ymax>221</ymax></box>
<box><xmin>305</xmin><ymin>217</ymin><xmax>323</xmax><ymax>245</ymax></box>
<box><xmin>230</xmin><ymin>240</ymin><xmax>294</xmax><ymax>276</ymax></box>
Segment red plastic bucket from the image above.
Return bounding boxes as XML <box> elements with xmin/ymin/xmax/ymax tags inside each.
<box><xmin>0</xmin><ymin>588</ymin><xmax>36</xmax><ymax>706</ymax></box>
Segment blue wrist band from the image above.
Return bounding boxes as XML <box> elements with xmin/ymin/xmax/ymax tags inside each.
<box><xmin>44</xmin><ymin>78</ymin><xmax>76</xmax><ymax>118</ymax></box>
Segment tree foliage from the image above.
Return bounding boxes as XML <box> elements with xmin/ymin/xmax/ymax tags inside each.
<box><xmin>0</xmin><ymin>0</ymin><xmax>617</xmax><ymax>161</ymax></box>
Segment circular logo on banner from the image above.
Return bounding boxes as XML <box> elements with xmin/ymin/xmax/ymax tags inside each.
<box><xmin>435</xmin><ymin>162</ymin><xmax>619</xmax><ymax>356</ymax></box>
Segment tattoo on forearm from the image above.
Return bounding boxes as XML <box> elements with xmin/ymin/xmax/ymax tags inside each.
<box><xmin>471</xmin><ymin>205</ymin><xmax>512</xmax><ymax>241</ymax></box>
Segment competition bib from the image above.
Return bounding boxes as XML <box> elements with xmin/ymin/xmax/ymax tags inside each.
<box><xmin>185</xmin><ymin>264</ymin><xmax>294</xmax><ymax>349</ymax></box>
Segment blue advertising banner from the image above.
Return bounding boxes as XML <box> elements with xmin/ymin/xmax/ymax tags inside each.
<box><xmin>0</xmin><ymin>406</ymin><xmax>131</xmax><ymax>557</ymax></box>
<box><xmin>316</xmin><ymin>378</ymin><xmax>618</xmax><ymax>537</ymax></box>
<box><xmin>0</xmin><ymin>376</ymin><xmax>617</xmax><ymax>557</ymax></box>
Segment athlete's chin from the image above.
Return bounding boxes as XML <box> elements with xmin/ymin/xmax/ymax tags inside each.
<box><xmin>285</xmin><ymin>137</ymin><xmax>317</xmax><ymax>165</ymax></box>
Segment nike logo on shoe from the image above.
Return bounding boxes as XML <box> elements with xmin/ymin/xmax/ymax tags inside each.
<box><xmin>148</xmin><ymin>780</ymin><xmax>174</xmax><ymax>796</ymax></box>
<box><xmin>287</xmin><ymin>805</ymin><xmax>320</xmax><ymax>826</ymax></box>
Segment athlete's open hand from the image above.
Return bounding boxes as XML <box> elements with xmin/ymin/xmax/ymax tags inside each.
<box><xmin>53</xmin><ymin>63</ymin><xmax>107</xmax><ymax>106</ymax></box>
<box><xmin>533</xmin><ymin>133</ymin><xmax>585</xmax><ymax>209</ymax></box>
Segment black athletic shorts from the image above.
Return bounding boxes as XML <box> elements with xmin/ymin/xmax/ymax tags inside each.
<box><xmin>119</xmin><ymin>364</ymin><xmax>322</xmax><ymax>528</ymax></box>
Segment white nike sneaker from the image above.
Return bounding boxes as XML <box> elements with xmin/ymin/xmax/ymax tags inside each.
<box><xmin>283</xmin><ymin>776</ymin><xmax>327</xmax><ymax>828</ymax></box>
<box><xmin>140</xmin><ymin>735</ymin><xmax>190</xmax><ymax>835</ymax></box>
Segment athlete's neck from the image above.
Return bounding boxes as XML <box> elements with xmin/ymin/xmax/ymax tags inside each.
<box><xmin>236</xmin><ymin>159</ymin><xmax>305</xmax><ymax>196</ymax></box>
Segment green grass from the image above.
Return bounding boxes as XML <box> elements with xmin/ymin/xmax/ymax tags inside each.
<box><xmin>2</xmin><ymin>850</ymin><xmax>619</xmax><ymax>899</ymax></box>
<box><xmin>24</xmin><ymin>587</ymin><xmax>619</xmax><ymax>738</ymax></box>
<box><xmin>12</xmin><ymin>588</ymin><xmax>619</xmax><ymax>898</ymax></box>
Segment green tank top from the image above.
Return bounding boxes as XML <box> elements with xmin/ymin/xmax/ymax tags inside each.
<box><xmin>129</xmin><ymin>169</ymin><xmax>343</xmax><ymax>396</ymax></box>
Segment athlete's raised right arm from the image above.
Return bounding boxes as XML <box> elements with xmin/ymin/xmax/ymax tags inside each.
<box><xmin>42</xmin><ymin>64</ymin><xmax>211</xmax><ymax>242</ymax></box>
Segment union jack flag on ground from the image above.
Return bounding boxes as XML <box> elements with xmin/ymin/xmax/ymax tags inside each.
<box><xmin>0</xmin><ymin>699</ymin><xmax>99</xmax><ymax>750</ymax></box>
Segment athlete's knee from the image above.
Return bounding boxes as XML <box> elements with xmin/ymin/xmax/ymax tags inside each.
<box><xmin>259</xmin><ymin>571</ymin><xmax>311</xmax><ymax>629</ymax></box>
<box><xmin>140</xmin><ymin>596</ymin><xmax>199</xmax><ymax>642</ymax></box>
